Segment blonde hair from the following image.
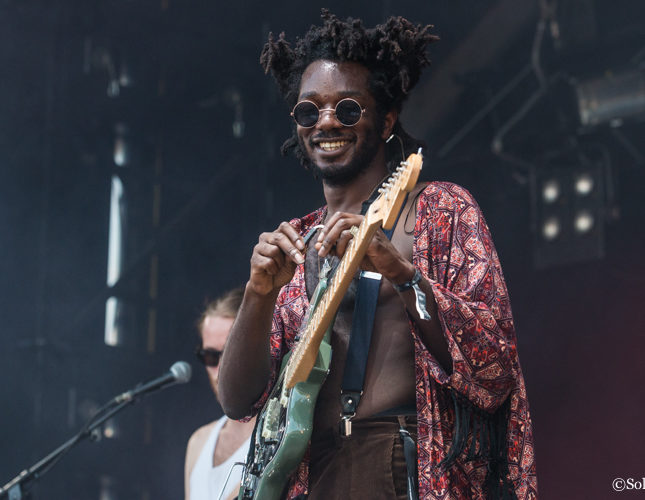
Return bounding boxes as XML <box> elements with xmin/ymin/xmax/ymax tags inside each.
<box><xmin>197</xmin><ymin>286</ymin><xmax>244</xmax><ymax>336</ymax></box>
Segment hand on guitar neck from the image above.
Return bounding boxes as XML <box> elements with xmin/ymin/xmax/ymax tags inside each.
<box><xmin>314</xmin><ymin>210</ymin><xmax>416</xmax><ymax>286</ymax></box>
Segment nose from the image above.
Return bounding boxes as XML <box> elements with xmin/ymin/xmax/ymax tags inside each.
<box><xmin>316</xmin><ymin>107</ymin><xmax>342</xmax><ymax>129</ymax></box>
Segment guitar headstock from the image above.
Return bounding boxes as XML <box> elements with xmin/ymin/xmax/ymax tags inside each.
<box><xmin>366</xmin><ymin>150</ymin><xmax>423</xmax><ymax>230</ymax></box>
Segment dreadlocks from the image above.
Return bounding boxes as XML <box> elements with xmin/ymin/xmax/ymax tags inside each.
<box><xmin>260</xmin><ymin>9</ymin><xmax>439</xmax><ymax>172</ymax></box>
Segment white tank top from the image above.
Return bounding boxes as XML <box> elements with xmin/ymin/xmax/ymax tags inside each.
<box><xmin>189</xmin><ymin>416</ymin><xmax>251</xmax><ymax>500</ymax></box>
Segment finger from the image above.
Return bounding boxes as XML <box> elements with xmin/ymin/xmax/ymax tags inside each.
<box><xmin>251</xmin><ymin>254</ymin><xmax>281</xmax><ymax>276</ymax></box>
<box><xmin>317</xmin><ymin>214</ymin><xmax>361</xmax><ymax>256</ymax></box>
<box><xmin>278</xmin><ymin>221</ymin><xmax>305</xmax><ymax>251</ymax></box>
<box><xmin>334</xmin><ymin>228</ymin><xmax>355</xmax><ymax>256</ymax></box>
<box><xmin>263</xmin><ymin>232</ymin><xmax>305</xmax><ymax>264</ymax></box>
<box><xmin>256</xmin><ymin>240</ymin><xmax>286</xmax><ymax>264</ymax></box>
<box><xmin>317</xmin><ymin>212</ymin><xmax>353</xmax><ymax>242</ymax></box>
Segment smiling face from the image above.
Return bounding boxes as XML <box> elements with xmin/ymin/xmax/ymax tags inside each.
<box><xmin>296</xmin><ymin>60</ymin><xmax>395</xmax><ymax>186</ymax></box>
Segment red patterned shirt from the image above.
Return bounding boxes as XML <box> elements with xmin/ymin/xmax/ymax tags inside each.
<box><xmin>249</xmin><ymin>182</ymin><xmax>538</xmax><ymax>499</ymax></box>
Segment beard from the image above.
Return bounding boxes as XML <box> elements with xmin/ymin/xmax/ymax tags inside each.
<box><xmin>299</xmin><ymin>126</ymin><xmax>382</xmax><ymax>187</ymax></box>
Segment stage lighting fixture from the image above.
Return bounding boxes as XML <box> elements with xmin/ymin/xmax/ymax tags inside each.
<box><xmin>574</xmin><ymin>210</ymin><xmax>594</xmax><ymax>233</ymax></box>
<box><xmin>542</xmin><ymin>217</ymin><xmax>561</xmax><ymax>241</ymax></box>
<box><xmin>542</xmin><ymin>179</ymin><xmax>561</xmax><ymax>204</ymax></box>
<box><xmin>105</xmin><ymin>174</ymin><xmax>127</xmax><ymax>347</ymax></box>
<box><xmin>531</xmin><ymin>156</ymin><xmax>606</xmax><ymax>268</ymax></box>
<box><xmin>576</xmin><ymin>68</ymin><xmax>645</xmax><ymax>128</ymax></box>
<box><xmin>103</xmin><ymin>419</ymin><xmax>120</xmax><ymax>439</ymax></box>
<box><xmin>105</xmin><ymin>297</ymin><xmax>123</xmax><ymax>347</ymax></box>
<box><xmin>574</xmin><ymin>172</ymin><xmax>594</xmax><ymax>196</ymax></box>
<box><xmin>113</xmin><ymin>124</ymin><xmax>130</xmax><ymax>167</ymax></box>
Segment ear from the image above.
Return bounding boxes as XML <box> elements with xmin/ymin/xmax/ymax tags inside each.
<box><xmin>381</xmin><ymin>108</ymin><xmax>398</xmax><ymax>140</ymax></box>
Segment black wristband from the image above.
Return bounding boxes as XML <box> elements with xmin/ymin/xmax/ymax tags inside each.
<box><xmin>392</xmin><ymin>268</ymin><xmax>423</xmax><ymax>292</ymax></box>
<box><xmin>392</xmin><ymin>268</ymin><xmax>431</xmax><ymax>320</ymax></box>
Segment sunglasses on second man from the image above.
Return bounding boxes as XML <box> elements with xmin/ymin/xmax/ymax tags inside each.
<box><xmin>195</xmin><ymin>346</ymin><xmax>223</xmax><ymax>367</ymax></box>
<box><xmin>291</xmin><ymin>98</ymin><xmax>366</xmax><ymax>128</ymax></box>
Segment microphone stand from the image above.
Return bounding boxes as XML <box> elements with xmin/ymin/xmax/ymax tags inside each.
<box><xmin>1</xmin><ymin>398</ymin><xmax>135</xmax><ymax>499</ymax></box>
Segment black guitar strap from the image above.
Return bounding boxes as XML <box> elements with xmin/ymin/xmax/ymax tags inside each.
<box><xmin>339</xmin><ymin>191</ymin><xmax>408</xmax><ymax>437</ymax></box>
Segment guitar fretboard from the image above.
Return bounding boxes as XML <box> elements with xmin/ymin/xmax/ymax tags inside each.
<box><xmin>284</xmin><ymin>219</ymin><xmax>378</xmax><ymax>388</ymax></box>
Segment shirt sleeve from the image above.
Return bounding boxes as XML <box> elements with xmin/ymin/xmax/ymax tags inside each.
<box><xmin>412</xmin><ymin>183</ymin><xmax>518</xmax><ymax>412</ymax></box>
<box><xmin>247</xmin><ymin>288</ymin><xmax>290</xmax><ymax>417</ymax></box>
<box><xmin>245</xmin><ymin>212</ymin><xmax>317</xmax><ymax>418</ymax></box>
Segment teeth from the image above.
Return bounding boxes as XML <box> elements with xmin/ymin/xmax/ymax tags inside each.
<box><xmin>318</xmin><ymin>140</ymin><xmax>349</xmax><ymax>151</ymax></box>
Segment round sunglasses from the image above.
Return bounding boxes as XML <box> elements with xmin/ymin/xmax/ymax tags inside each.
<box><xmin>291</xmin><ymin>98</ymin><xmax>366</xmax><ymax>128</ymax></box>
<box><xmin>195</xmin><ymin>346</ymin><xmax>222</xmax><ymax>367</ymax></box>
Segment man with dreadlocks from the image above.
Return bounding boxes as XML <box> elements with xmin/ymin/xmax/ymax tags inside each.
<box><xmin>218</xmin><ymin>10</ymin><xmax>537</xmax><ymax>500</ymax></box>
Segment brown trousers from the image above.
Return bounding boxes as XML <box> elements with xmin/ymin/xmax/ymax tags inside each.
<box><xmin>307</xmin><ymin>416</ymin><xmax>417</xmax><ymax>500</ymax></box>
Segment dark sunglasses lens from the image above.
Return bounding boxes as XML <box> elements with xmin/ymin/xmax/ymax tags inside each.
<box><xmin>198</xmin><ymin>349</ymin><xmax>221</xmax><ymax>367</ymax></box>
<box><xmin>336</xmin><ymin>99</ymin><xmax>362</xmax><ymax>126</ymax></box>
<box><xmin>293</xmin><ymin>101</ymin><xmax>319</xmax><ymax>127</ymax></box>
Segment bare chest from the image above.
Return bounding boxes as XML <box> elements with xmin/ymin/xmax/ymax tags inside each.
<box><xmin>303</xmin><ymin>219</ymin><xmax>417</xmax><ymax>432</ymax></box>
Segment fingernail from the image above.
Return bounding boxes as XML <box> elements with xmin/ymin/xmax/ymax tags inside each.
<box><xmin>296</xmin><ymin>254</ymin><xmax>304</xmax><ymax>264</ymax></box>
<box><xmin>296</xmin><ymin>239</ymin><xmax>305</xmax><ymax>250</ymax></box>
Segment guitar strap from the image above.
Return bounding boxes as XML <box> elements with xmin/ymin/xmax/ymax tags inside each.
<box><xmin>339</xmin><ymin>191</ymin><xmax>408</xmax><ymax>437</ymax></box>
<box><xmin>339</xmin><ymin>191</ymin><xmax>420</xmax><ymax>500</ymax></box>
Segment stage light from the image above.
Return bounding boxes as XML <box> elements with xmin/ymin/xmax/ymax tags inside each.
<box><xmin>574</xmin><ymin>172</ymin><xmax>594</xmax><ymax>196</ymax></box>
<box><xmin>105</xmin><ymin>174</ymin><xmax>127</xmax><ymax>347</ymax></box>
<box><xmin>113</xmin><ymin>124</ymin><xmax>130</xmax><ymax>167</ymax></box>
<box><xmin>542</xmin><ymin>217</ymin><xmax>560</xmax><ymax>241</ymax></box>
<box><xmin>105</xmin><ymin>297</ymin><xmax>122</xmax><ymax>347</ymax></box>
<box><xmin>103</xmin><ymin>419</ymin><xmax>119</xmax><ymax>438</ymax></box>
<box><xmin>106</xmin><ymin>176</ymin><xmax>125</xmax><ymax>287</ymax></box>
<box><xmin>531</xmin><ymin>151</ymin><xmax>607</xmax><ymax>268</ymax></box>
<box><xmin>576</xmin><ymin>68</ymin><xmax>645</xmax><ymax>128</ymax></box>
<box><xmin>574</xmin><ymin>210</ymin><xmax>594</xmax><ymax>233</ymax></box>
<box><xmin>542</xmin><ymin>179</ymin><xmax>560</xmax><ymax>203</ymax></box>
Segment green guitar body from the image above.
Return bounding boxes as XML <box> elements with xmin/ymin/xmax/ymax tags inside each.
<box><xmin>238</xmin><ymin>279</ymin><xmax>333</xmax><ymax>500</ymax></box>
<box><xmin>238</xmin><ymin>339</ymin><xmax>331</xmax><ymax>499</ymax></box>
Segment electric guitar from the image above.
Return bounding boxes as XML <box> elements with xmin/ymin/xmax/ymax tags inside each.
<box><xmin>238</xmin><ymin>151</ymin><xmax>424</xmax><ymax>500</ymax></box>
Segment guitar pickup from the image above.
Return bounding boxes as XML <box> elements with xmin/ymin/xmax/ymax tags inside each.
<box><xmin>261</xmin><ymin>398</ymin><xmax>280</xmax><ymax>440</ymax></box>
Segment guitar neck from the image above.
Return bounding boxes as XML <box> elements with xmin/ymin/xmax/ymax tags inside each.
<box><xmin>284</xmin><ymin>219</ymin><xmax>380</xmax><ymax>388</ymax></box>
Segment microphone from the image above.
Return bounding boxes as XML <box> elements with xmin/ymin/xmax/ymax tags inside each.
<box><xmin>114</xmin><ymin>361</ymin><xmax>192</xmax><ymax>404</ymax></box>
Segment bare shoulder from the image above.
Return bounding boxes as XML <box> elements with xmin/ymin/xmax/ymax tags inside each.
<box><xmin>187</xmin><ymin>420</ymin><xmax>218</xmax><ymax>451</ymax></box>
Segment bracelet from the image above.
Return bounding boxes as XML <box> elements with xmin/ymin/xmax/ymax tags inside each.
<box><xmin>392</xmin><ymin>268</ymin><xmax>423</xmax><ymax>292</ymax></box>
<box><xmin>392</xmin><ymin>269</ymin><xmax>431</xmax><ymax>320</ymax></box>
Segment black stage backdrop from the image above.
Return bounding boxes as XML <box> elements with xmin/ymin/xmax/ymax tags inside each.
<box><xmin>1</xmin><ymin>1</ymin><xmax>644</xmax><ymax>499</ymax></box>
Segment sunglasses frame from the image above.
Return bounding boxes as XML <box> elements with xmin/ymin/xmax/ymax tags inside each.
<box><xmin>195</xmin><ymin>346</ymin><xmax>223</xmax><ymax>367</ymax></box>
<box><xmin>290</xmin><ymin>98</ymin><xmax>366</xmax><ymax>128</ymax></box>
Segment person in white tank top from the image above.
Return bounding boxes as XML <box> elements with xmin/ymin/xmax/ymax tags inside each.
<box><xmin>184</xmin><ymin>288</ymin><xmax>255</xmax><ymax>500</ymax></box>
